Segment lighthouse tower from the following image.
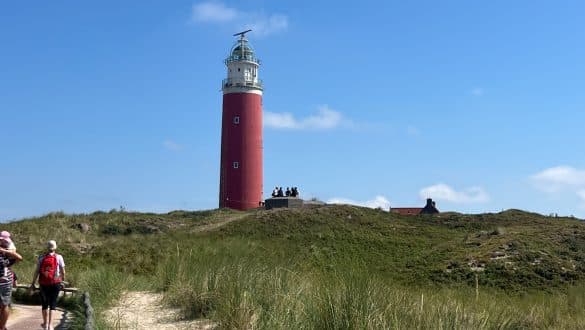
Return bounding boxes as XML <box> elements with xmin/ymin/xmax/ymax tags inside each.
<box><xmin>219</xmin><ymin>30</ymin><xmax>263</xmax><ymax>210</ymax></box>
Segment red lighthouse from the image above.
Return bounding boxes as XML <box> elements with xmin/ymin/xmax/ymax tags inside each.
<box><xmin>219</xmin><ymin>30</ymin><xmax>263</xmax><ymax>210</ymax></box>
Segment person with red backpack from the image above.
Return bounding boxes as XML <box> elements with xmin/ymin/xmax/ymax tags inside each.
<box><xmin>30</xmin><ymin>240</ymin><xmax>65</xmax><ymax>330</ymax></box>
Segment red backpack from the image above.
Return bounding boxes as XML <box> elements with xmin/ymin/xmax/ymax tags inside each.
<box><xmin>39</xmin><ymin>253</ymin><xmax>61</xmax><ymax>285</ymax></box>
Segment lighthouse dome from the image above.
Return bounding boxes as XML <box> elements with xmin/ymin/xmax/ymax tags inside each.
<box><xmin>226</xmin><ymin>38</ymin><xmax>260</xmax><ymax>64</ymax></box>
<box><xmin>231</xmin><ymin>42</ymin><xmax>253</xmax><ymax>57</ymax></box>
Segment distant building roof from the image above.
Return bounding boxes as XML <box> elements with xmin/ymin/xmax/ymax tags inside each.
<box><xmin>390</xmin><ymin>199</ymin><xmax>440</xmax><ymax>216</ymax></box>
<box><xmin>390</xmin><ymin>208</ymin><xmax>423</xmax><ymax>216</ymax></box>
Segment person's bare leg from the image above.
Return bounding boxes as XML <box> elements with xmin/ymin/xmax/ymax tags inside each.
<box><xmin>47</xmin><ymin>309</ymin><xmax>53</xmax><ymax>330</ymax></box>
<box><xmin>0</xmin><ymin>305</ymin><xmax>8</xmax><ymax>330</ymax></box>
<box><xmin>42</xmin><ymin>308</ymin><xmax>48</xmax><ymax>328</ymax></box>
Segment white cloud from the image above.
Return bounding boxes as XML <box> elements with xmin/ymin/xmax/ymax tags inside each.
<box><xmin>264</xmin><ymin>112</ymin><xmax>298</xmax><ymax>129</ymax></box>
<box><xmin>532</xmin><ymin>166</ymin><xmax>585</xmax><ymax>212</ymax></box>
<box><xmin>419</xmin><ymin>184</ymin><xmax>489</xmax><ymax>204</ymax></box>
<box><xmin>191</xmin><ymin>1</ymin><xmax>288</xmax><ymax>37</ymax></box>
<box><xmin>471</xmin><ymin>88</ymin><xmax>484</xmax><ymax>96</ymax></box>
<box><xmin>531</xmin><ymin>166</ymin><xmax>585</xmax><ymax>193</ymax></box>
<box><xmin>264</xmin><ymin>105</ymin><xmax>347</xmax><ymax>130</ymax></box>
<box><xmin>327</xmin><ymin>196</ymin><xmax>391</xmax><ymax>210</ymax></box>
<box><xmin>246</xmin><ymin>14</ymin><xmax>288</xmax><ymax>36</ymax></box>
<box><xmin>192</xmin><ymin>2</ymin><xmax>237</xmax><ymax>22</ymax></box>
<box><xmin>163</xmin><ymin>140</ymin><xmax>183</xmax><ymax>152</ymax></box>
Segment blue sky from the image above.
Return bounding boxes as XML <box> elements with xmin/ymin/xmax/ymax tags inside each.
<box><xmin>2</xmin><ymin>1</ymin><xmax>585</xmax><ymax>220</ymax></box>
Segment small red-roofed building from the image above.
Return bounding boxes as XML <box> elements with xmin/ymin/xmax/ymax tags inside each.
<box><xmin>390</xmin><ymin>199</ymin><xmax>440</xmax><ymax>215</ymax></box>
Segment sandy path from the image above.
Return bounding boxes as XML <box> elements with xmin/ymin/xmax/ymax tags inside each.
<box><xmin>191</xmin><ymin>213</ymin><xmax>249</xmax><ymax>233</ymax></box>
<box><xmin>105</xmin><ymin>291</ymin><xmax>215</xmax><ymax>330</ymax></box>
<box><xmin>8</xmin><ymin>304</ymin><xmax>68</xmax><ymax>329</ymax></box>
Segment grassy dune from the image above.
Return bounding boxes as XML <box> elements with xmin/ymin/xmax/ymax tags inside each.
<box><xmin>4</xmin><ymin>206</ymin><xmax>585</xmax><ymax>329</ymax></box>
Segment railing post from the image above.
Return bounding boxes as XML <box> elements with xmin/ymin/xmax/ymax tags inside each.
<box><xmin>83</xmin><ymin>292</ymin><xmax>95</xmax><ymax>330</ymax></box>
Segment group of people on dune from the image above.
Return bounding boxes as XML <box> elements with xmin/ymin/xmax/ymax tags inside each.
<box><xmin>271</xmin><ymin>186</ymin><xmax>300</xmax><ymax>198</ymax></box>
<box><xmin>0</xmin><ymin>232</ymin><xmax>66</xmax><ymax>330</ymax></box>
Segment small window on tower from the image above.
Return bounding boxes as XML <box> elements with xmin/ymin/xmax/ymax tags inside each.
<box><xmin>233</xmin><ymin>162</ymin><xmax>239</xmax><ymax>169</ymax></box>
<box><xmin>238</xmin><ymin>68</ymin><xmax>240</xmax><ymax>72</ymax></box>
<box><xmin>233</xmin><ymin>116</ymin><xmax>240</xmax><ymax>124</ymax></box>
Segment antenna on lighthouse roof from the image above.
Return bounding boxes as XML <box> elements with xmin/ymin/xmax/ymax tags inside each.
<box><xmin>233</xmin><ymin>29</ymin><xmax>252</xmax><ymax>39</ymax></box>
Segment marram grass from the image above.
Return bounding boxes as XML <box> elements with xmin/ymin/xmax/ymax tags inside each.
<box><xmin>154</xmin><ymin>240</ymin><xmax>585</xmax><ymax>329</ymax></box>
<box><xmin>3</xmin><ymin>206</ymin><xmax>585</xmax><ymax>329</ymax></box>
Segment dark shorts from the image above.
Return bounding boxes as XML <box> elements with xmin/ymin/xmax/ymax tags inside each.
<box><xmin>40</xmin><ymin>284</ymin><xmax>61</xmax><ymax>310</ymax></box>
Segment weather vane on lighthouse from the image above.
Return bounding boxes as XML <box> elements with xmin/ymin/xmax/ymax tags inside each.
<box><xmin>218</xmin><ymin>30</ymin><xmax>264</xmax><ymax>210</ymax></box>
<box><xmin>233</xmin><ymin>29</ymin><xmax>252</xmax><ymax>38</ymax></box>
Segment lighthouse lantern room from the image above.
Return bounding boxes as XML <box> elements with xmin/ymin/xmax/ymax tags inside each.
<box><xmin>219</xmin><ymin>30</ymin><xmax>264</xmax><ymax>210</ymax></box>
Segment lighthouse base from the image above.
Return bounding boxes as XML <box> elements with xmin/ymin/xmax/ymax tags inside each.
<box><xmin>265</xmin><ymin>197</ymin><xmax>304</xmax><ymax>210</ymax></box>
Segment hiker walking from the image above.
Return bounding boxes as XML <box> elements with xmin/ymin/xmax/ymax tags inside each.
<box><xmin>30</xmin><ymin>240</ymin><xmax>65</xmax><ymax>330</ymax></box>
<box><xmin>1</xmin><ymin>231</ymin><xmax>18</xmax><ymax>286</ymax></box>
<box><xmin>0</xmin><ymin>233</ymin><xmax>22</xmax><ymax>330</ymax></box>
